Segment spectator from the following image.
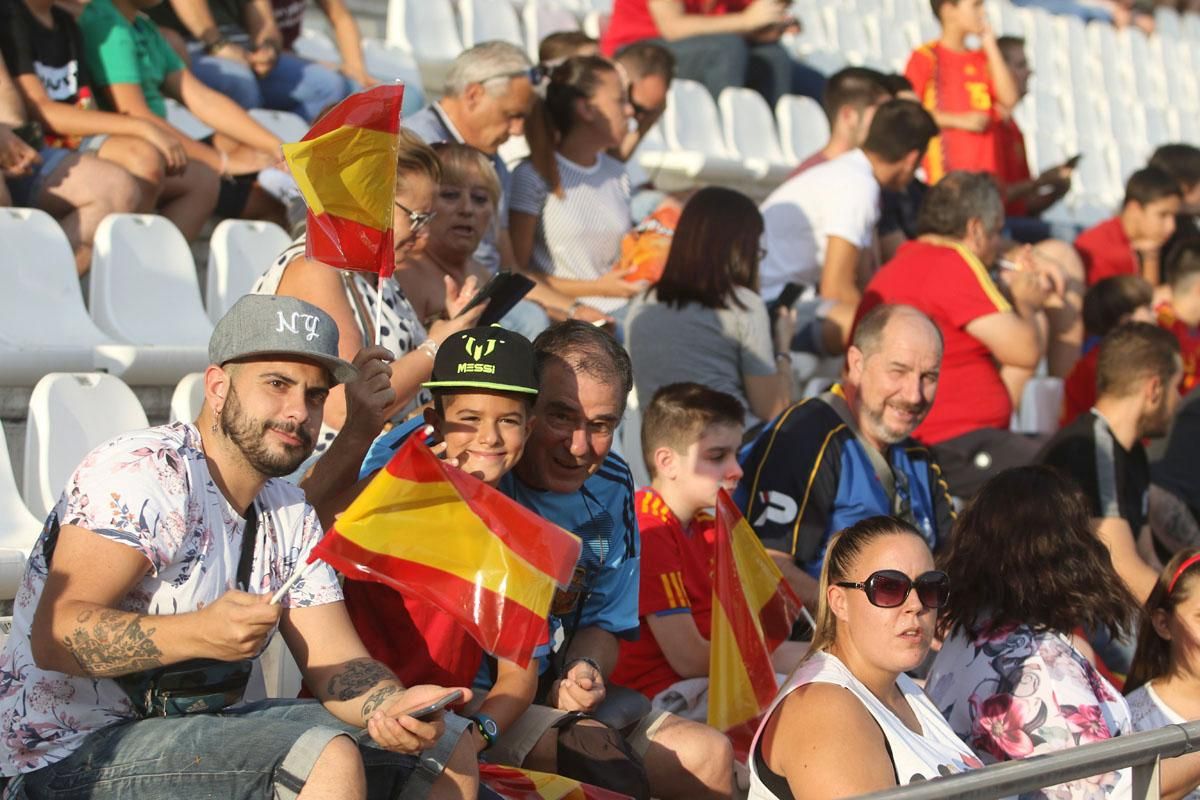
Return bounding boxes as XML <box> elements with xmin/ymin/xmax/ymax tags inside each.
<box><xmin>254</xmin><ymin>129</ymin><xmax>485</xmax><ymax>471</ymax></box>
<box><xmin>927</xmin><ymin>466</ymin><xmax>1139</xmax><ymax>798</ymax></box>
<box><xmin>1</xmin><ymin>0</ymin><xmax>219</xmax><ymax>241</ymax></box>
<box><xmin>759</xmin><ymin>99</ymin><xmax>938</xmax><ymax>354</ymax></box>
<box><xmin>0</xmin><ymin>54</ymin><xmax>140</xmax><ymax>273</ymax></box>
<box><xmin>626</xmin><ymin>186</ymin><xmax>792</xmax><ymax>424</ymax></box>
<box><xmin>1060</xmin><ymin>275</ymin><xmax>1155</xmax><ymax>427</ymax></box>
<box><xmin>1156</xmin><ymin>239</ymin><xmax>1200</xmax><ymax>396</ymax></box>
<box><xmin>611</xmin><ymin>383</ymin><xmax>807</xmax><ymax>715</ymax></box>
<box><xmin>749</xmin><ymin>516</ymin><xmax>977</xmax><ymax>798</ymax></box>
<box><xmin>539</xmin><ymin>31</ymin><xmax>601</xmax><ymax>63</ymax></box>
<box><xmin>148</xmin><ymin>0</ymin><xmax>349</xmax><ymax>123</ymax></box>
<box><xmin>789</xmin><ymin>66</ymin><xmax>889</xmax><ymax>175</ymax></box>
<box><xmin>269</xmin><ymin>0</ymin><xmax>374</xmax><ymax>90</ymax></box>
<box><xmin>511</xmin><ymin>56</ymin><xmax>640</xmax><ymax>320</ymax></box>
<box><xmin>905</xmin><ymin>0</ymin><xmax>1019</xmax><ymax>184</ymax></box>
<box><xmin>1075</xmin><ymin>166</ymin><xmax>1182</xmax><ymax>286</ymax></box>
<box><xmin>874</xmin><ymin>74</ymin><xmax>930</xmax><ymax>260</ymax></box>
<box><xmin>78</xmin><ymin>0</ymin><xmax>302</xmax><ymax>227</ymax></box>
<box><xmin>994</xmin><ymin>36</ymin><xmax>1075</xmax><ymax>242</ymax></box>
<box><xmin>600</xmin><ymin>0</ymin><xmax>824</xmax><ymax>106</ymax></box>
<box><xmin>738</xmin><ymin>304</ymin><xmax>954</xmax><ymax>609</ymax></box>
<box><xmin>1041</xmin><ymin>322</ymin><xmax>1183</xmax><ymax>606</ymax></box>
<box><xmin>0</xmin><ymin>294</ymin><xmax>477</xmax><ymax>798</ymax></box>
<box><xmin>1125</xmin><ymin>549</ymin><xmax>1200</xmax><ymax>799</ymax></box>
<box><xmin>1151</xmin><ymin>390</ymin><xmax>1200</xmax><ymax>557</ymax></box>
<box><xmin>612</xmin><ymin>41</ymin><xmax>675</xmax><ymax>163</ymax></box>
<box><xmin>1150</xmin><ymin>143</ymin><xmax>1200</xmax><ymax>262</ymax></box>
<box><xmin>860</xmin><ymin>171</ymin><xmax>1061</xmax><ymax>497</ymax></box>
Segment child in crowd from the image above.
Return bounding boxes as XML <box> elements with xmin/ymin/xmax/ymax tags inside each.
<box><xmin>1156</xmin><ymin>239</ymin><xmax>1200</xmax><ymax>396</ymax></box>
<box><xmin>1061</xmin><ymin>275</ymin><xmax>1155</xmax><ymax>426</ymax></box>
<box><xmin>610</xmin><ymin>382</ymin><xmax>806</xmax><ymax>717</ymax></box>
<box><xmin>1075</xmin><ymin>166</ymin><xmax>1182</xmax><ymax>286</ymax></box>
<box><xmin>904</xmin><ymin>0</ymin><xmax>1019</xmax><ymax>184</ymax></box>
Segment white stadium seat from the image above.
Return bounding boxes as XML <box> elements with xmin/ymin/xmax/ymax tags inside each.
<box><xmin>163</xmin><ymin>98</ymin><xmax>213</xmax><ymax>140</ymax></box>
<box><xmin>460</xmin><ymin>0</ymin><xmax>525</xmax><ymax>48</ymax></box>
<box><xmin>718</xmin><ymin>87</ymin><xmax>793</xmax><ymax>184</ymax></box>
<box><xmin>292</xmin><ymin>28</ymin><xmax>340</xmax><ymax>63</ymax></box>
<box><xmin>775</xmin><ymin>94</ymin><xmax>830</xmax><ymax>165</ymax></box>
<box><xmin>89</xmin><ymin>214</ymin><xmax>213</xmax><ymax>384</ymax></box>
<box><xmin>360</xmin><ymin>38</ymin><xmax>427</xmax><ymax>116</ymax></box>
<box><xmin>0</xmin><ymin>420</ymin><xmax>41</xmax><ymax>600</ymax></box>
<box><xmin>170</xmin><ymin>373</ymin><xmax>207</xmax><ymax>424</ymax></box>
<box><xmin>385</xmin><ymin>0</ymin><xmax>462</xmax><ymax>93</ymax></box>
<box><xmin>522</xmin><ymin>0</ymin><xmax>582</xmax><ymax>63</ymax></box>
<box><xmin>1013</xmin><ymin>377</ymin><xmax>1064</xmax><ymax>436</ymax></box>
<box><xmin>640</xmin><ymin>79</ymin><xmax>756</xmax><ymax>190</ymax></box>
<box><xmin>206</xmin><ymin>219</ymin><xmax>292</xmax><ymax>324</ymax></box>
<box><xmin>248</xmin><ymin>108</ymin><xmax>311</xmax><ymax>143</ymax></box>
<box><xmin>23</xmin><ymin>373</ymin><xmax>149</xmax><ymax>520</ymax></box>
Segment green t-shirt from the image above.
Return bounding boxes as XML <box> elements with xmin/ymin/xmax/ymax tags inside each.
<box><xmin>79</xmin><ymin>0</ymin><xmax>184</xmax><ymax>118</ymax></box>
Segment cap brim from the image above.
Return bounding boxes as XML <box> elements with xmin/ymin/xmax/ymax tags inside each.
<box><xmin>422</xmin><ymin>380</ymin><xmax>539</xmax><ymax>394</ymax></box>
<box><xmin>220</xmin><ymin>349</ymin><xmax>358</xmax><ymax>386</ymax></box>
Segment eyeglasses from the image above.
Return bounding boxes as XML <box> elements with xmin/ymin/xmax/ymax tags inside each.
<box><xmin>836</xmin><ymin>569</ymin><xmax>949</xmax><ymax>609</ymax></box>
<box><xmin>395</xmin><ymin>200</ymin><xmax>435</xmax><ymax>234</ymax></box>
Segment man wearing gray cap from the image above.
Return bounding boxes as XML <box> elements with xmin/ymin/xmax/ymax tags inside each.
<box><xmin>0</xmin><ymin>295</ymin><xmax>479</xmax><ymax>800</ymax></box>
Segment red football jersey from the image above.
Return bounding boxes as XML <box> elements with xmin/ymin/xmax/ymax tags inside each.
<box><xmin>1075</xmin><ymin>217</ymin><xmax>1138</xmax><ymax>286</ymax></box>
<box><xmin>1158</xmin><ymin>302</ymin><xmax>1200</xmax><ymax>395</ymax></box>
<box><xmin>996</xmin><ymin>117</ymin><xmax>1033</xmax><ymax>217</ymax></box>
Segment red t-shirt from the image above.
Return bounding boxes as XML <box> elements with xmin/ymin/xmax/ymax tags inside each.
<box><xmin>1061</xmin><ymin>345</ymin><xmax>1099</xmax><ymax>428</ymax></box>
<box><xmin>1075</xmin><ymin>217</ymin><xmax>1137</xmax><ymax>286</ymax></box>
<box><xmin>611</xmin><ymin>488</ymin><xmax>716</xmax><ymax>698</ymax></box>
<box><xmin>601</xmin><ymin>0</ymin><xmax>752</xmax><ymax>55</ymax></box>
<box><xmin>995</xmin><ymin>117</ymin><xmax>1032</xmax><ymax>217</ymax></box>
<box><xmin>905</xmin><ymin>41</ymin><xmax>1000</xmax><ymax>184</ymax></box>
<box><xmin>859</xmin><ymin>239</ymin><xmax>1014</xmax><ymax>444</ymax></box>
<box><xmin>1158</xmin><ymin>302</ymin><xmax>1200</xmax><ymax>395</ymax></box>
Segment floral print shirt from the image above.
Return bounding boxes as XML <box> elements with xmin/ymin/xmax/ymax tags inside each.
<box><xmin>926</xmin><ymin>623</ymin><xmax>1133</xmax><ymax>799</ymax></box>
<box><xmin>0</xmin><ymin>423</ymin><xmax>342</xmax><ymax>776</ymax></box>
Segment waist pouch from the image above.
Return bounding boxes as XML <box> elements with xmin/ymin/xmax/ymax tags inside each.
<box><xmin>115</xmin><ymin>657</ymin><xmax>254</xmax><ymax>717</ymax></box>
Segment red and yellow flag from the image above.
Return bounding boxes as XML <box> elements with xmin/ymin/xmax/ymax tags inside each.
<box><xmin>479</xmin><ymin>764</ymin><xmax>631</xmax><ymax>800</ymax></box>
<box><xmin>708</xmin><ymin>489</ymin><xmax>803</xmax><ymax>734</ymax></box>
<box><xmin>282</xmin><ymin>84</ymin><xmax>404</xmax><ymax>277</ymax></box>
<box><xmin>309</xmin><ymin>436</ymin><xmax>581</xmax><ymax>668</ymax></box>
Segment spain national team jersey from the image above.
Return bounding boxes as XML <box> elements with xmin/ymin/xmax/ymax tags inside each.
<box><xmin>1157</xmin><ymin>302</ymin><xmax>1200</xmax><ymax>395</ymax></box>
<box><xmin>612</xmin><ymin>488</ymin><xmax>717</xmax><ymax>699</ymax></box>
<box><xmin>996</xmin><ymin>117</ymin><xmax>1033</xmax><ymax>217</ymax></box>
<box><xmin>905</xmin><ymin>41</ymin><xmax>1000</xmax><ymax>183</ymax></box>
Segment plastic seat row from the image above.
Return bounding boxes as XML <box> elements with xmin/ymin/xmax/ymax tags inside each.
<box><xmin>0</xmin><ymin>208</ymin><xmax>289</xmax><ymax>387</ymax></box>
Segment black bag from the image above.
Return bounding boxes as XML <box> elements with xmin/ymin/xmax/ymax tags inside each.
<box><xmin>552</xmin><ymin>712</ymin><xmax>651</xmax><ymax>800</ymax></box>
<box><xmin>114</xmin><ymin>506</ymin><xmax>260</xmax><ymax>718</ymax></box>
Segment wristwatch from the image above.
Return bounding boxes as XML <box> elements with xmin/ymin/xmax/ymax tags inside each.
<box><xmin>470</xmin><ymin>713</ymin><xmax>499</xmax><ymax>750</ymax></box>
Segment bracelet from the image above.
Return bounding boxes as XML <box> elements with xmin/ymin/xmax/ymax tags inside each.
<box><xmin>563</xmin><ymin>656</ymin><xmax>601</xmax><ymax>677</ymax></box>
<box><xmin>416</xmin><ymin>339</ymin><xmax>438</xmax><ymax>360</ymax></box>
<box><xmin>774</xmin><ymin>351</ymin><xmax>793</xmax><ymax>365</ymax></box>
<box><xmin>203</xmin><ymin>36</ymin><xmax>230</xmax><ymax>55</ymax></box>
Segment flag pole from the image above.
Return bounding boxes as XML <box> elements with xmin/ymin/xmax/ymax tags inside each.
<box><xmin>375</xmin><ymin>270</ymin><xmax>385</xmax><ymax>346</ymax></box>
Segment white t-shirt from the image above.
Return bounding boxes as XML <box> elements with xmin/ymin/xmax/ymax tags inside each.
<box><xmin>0</xmin><ymin>423</ymin><xmax>342</xmax><ymax>776</ymax></box>
<box><xmin>758</xmin><ymin>148</ymin><xmax>881</xmax><ymax>302</ymax></box>
<box><xmin>747</xmin><ymin>651</ymin><xmax>981</xmax><ymax>800</ymax></box>
<box><xmin>1127</xmin><ymin>684</ymin><xmax>1200</xmax><ymax>800</ymax></box>
<box><xmin>510</xmin><ymin>153</ymin><xmax>632</xmax><ymax>314</ymax></box>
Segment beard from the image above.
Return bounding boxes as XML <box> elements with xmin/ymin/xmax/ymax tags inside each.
<box><xmin>861</xmin><ymin>398</ymin><xmax>928</xmax><ymax>445</ymax></box>
<box><xmin>219</xmin><ymin>385</ymin><xmax>315</xmax><ymax>478</ymax></box>
<box><xmin>1139</xmin><ymin>399</ymin><xmax>1173</xmax><ymax>440</ymax></box>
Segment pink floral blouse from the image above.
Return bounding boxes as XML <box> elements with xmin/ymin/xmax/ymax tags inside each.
<box><xmin>925</xmin><ymin>622</ymin><xmax>1132</xmax><ymax>799</ymax></box>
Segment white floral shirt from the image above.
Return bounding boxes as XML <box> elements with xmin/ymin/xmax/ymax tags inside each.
<box><xmin>0</xmin><ymin>423</ymin><xmax>342</xmax><ymax>776</ymax></box>
<box><xmin>926</xmin><ymin>623</ymin><xmax>1133</xmax><ymax>799</ymax></box>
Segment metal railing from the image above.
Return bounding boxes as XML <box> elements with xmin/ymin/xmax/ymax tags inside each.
<box><xmin>858</xmin><ymin>720</ymin><xmax>1200</xmax><ymax>800</ymax></box>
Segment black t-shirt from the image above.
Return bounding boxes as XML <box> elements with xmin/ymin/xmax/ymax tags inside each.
<box><xmin>1153</xmin><ymin>388</ymin><xmax>1200</xmax><ymax>514</ymax></box>
<box><xmin>0</xmin><ymin>0</ymin><xmax>95</xmax><ymax>147</ymax></box>
<box><xmin>1040</xmin><ymin>410</ymin><xmax>1150</xmax><ymax>534</ymax></box>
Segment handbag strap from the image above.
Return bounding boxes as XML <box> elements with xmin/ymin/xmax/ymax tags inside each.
<box><xmin>820</xmin><ymin>389</ymin><xmax>907</xmax><ymax>520</ymax></box>
<box><xmin>236</xmin><ymin>503</ymin><xmax>259</xmax><ymax>592</ymax></box>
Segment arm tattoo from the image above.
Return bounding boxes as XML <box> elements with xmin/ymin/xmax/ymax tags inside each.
<box><xmin>360</xmin><ymin>685</ymin><xmax>402</xmax><ymax>719</ymax></box>
<box><xmin>325</xmin><ymin>658</ymin><xmax>395</xmax><ymax>701</ymax></box>
<box><xmin>62</xmin><ymin>609</ymin><xmax>164</xmax><ymax>677</ymax></box>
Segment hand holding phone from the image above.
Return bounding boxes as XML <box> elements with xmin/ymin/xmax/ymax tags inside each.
<box><xmin>402</xmin><ymin>688</ymin><xmax>465</xmax><ymax>720</ymax></box>
<box><xmin>454</xmin><ymin>272</ymin><xmax>535</xmax><ymax>327</ymax></box>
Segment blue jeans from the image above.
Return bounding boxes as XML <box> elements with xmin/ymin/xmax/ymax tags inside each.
<box><xmin>190</xmin><ymin>46</ymin><xmax>351</xmax><ymax>123</ymax></box>
<box><xmin>9</xmin><ymin>700</ymin><xmax>421</xmax><ymax>800</ymax></box>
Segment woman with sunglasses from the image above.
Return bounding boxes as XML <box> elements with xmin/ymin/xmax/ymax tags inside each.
<box><xmin>254</xmin><ymin>128</ymin><xmax>486</xmax><ymax>466</ymax></box>
<box><xmin>927</xmin><ymin>465</ymin><xmax>1139</xmax><ymax>799</ymax></box>
<box><xmin>1124</xmin><ymin>549</ymin><xmax>1200</xmax><ymax>799</ymax></box>
<box><xmin>749</xmin><ymin>516</ymin><xmax>979</xmax><ymax>800</ymax></box>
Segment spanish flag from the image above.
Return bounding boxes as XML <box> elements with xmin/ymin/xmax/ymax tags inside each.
<box><xmin>708</xmin><ymin>489</ymin><xmax>803</xmax><ymax>734</ymax></box>
<box><xmin>310</xmin><ymin>436</ymin><xmax>582</xmax><ymax>668</ymax></box>
<box><xmin>282</xmin><ymin>84</ymin><xmax>404</xmax><ymax>277</ymax></box>
<box><xmin>480</xmin><ymin>764</ymin><xmax>631</xmax><ymax>800</ymax></box>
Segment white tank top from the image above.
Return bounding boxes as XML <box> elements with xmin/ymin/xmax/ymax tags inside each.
<box><xmin>747</xmin><ymin>652</ymin><xmax>982</xmax><ymax>800</ymax></box>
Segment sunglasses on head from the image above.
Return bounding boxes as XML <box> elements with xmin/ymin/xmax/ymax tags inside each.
<box><xmin>836</xmin><ymin>569</ymin><xmax>949</xmax><ymax>609</ymax></box>
<box><xmin>482</xmin><ymin>65</ymin><xmax>547</xmax><ymax>86</ymax></box>
<box><xmin>395</xmin><ymin>200</ymin><xmax>435</xmax><ymax>234</ymax></box>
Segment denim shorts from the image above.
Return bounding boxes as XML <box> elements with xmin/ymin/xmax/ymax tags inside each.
<box><xmin>6</xmin><ymin>146</ymin><xmax>74</xmax><ymax>207</ymax></box>
<box><xmin>8</xmin><ymin>699</ymin><xmax>423</xmax><ymax>800</ymax></box>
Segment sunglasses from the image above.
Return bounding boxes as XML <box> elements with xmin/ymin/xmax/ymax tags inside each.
<box><xmin>395</xmin><ymin>200</ymin><xmax>435</xmax><ymax>234</ymax></box>
<box><xmin>481</xmin><ymin>65</ymin><xmax>547</xmax><ymax>86</ymax></box>
<box><xmin>836</xmin><ymin>569</ymin><xmax>949</xmax><ymax>609</ymax></box>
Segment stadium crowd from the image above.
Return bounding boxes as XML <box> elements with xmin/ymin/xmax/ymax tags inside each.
<box><xmin>8</xmin><ymin>0</ymin><xmax>1200</xmax><ymax>797</ymax></box>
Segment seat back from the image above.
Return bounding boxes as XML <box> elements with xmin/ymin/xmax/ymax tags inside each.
<box><xmin>719</xmin><ymin>87</ymin><xmax>786</xmax><ymax>165</ymax></box>
<box><xmin>1015</xmin><ymin>376</ymin><xmax>1065</xmax><ymax>436</ymax></box>
<box><xmin>662</xmin><ymin>79</ymin><xmax>733</xmax><ymax>157</ymax></box>
<box><xmin>775</xmin><ymin>94</ymin><xmax>830</xmax><ymax>164</ymax></box>
<box><xmin>247</xmin><ymin>108</ymin><xmax>310</xmax><ymax>143</ymax></box>
<box><xmin>360</xmin><ymin>39</ymin><xmax>426</xmax><ymax>115</ymax></box>
<box><xmin>206</xmin><ymin>219</ymin><xmax>291</xmax><ymax>324</ymax></box>
<box><xmin>23</xmin><ymin>373</ymin><xmax>149</xmax><ymax>519</ymax></box>
<box><xmin>89</xmin><ymin>214</ymin><xmax>213</xmax><ymax>347</ymax></box>
<box><xmin>0</xmin><ymin>419</ymin><xmax>42</xmax><ymax>556</ymax></box>
<box><xmin>522</xmin><ymin>0</ymin><xmax>580</xmax><ymax>62</ymax></box>
<box><xmin>292</xmin><ymin>28</ymin><xmax>340</xmax><ymax>63</ymax></box>
<box><xmin>170</xmin><ymin>373</ymin><xmax>207</xmax><ymax>424</ymax></box>
<box><xmin>386</xmin><ymin>0</ymin><xmax>462</xmax><ymax>61</ymax></box>
<box><xmin>461</xmin><ymin>0</ymin><xmax>525</xmax><ymax>47</ymax></box>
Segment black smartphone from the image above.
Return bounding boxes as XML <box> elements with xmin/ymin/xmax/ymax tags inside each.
<box><xmin>404</xmin><ymin>689</ymin><xmax>464</xmax><ymax>720</ymax></box>
<box><xmin>455</xmin><ymin>271</ymin><xmax>536</xmax><ymax>327</ymax></box>
<box><xmin>768</xmin><ymin>282</ymin><xmax>804</xmax><ymax>319</ymax></box>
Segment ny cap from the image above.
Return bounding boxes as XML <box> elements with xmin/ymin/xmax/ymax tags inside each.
<box><xmin>209</xmin><ymin>295</ymin><xmax>358</xmax><ymax>385</ymax></box>
<box><xmin>424</xmin><ymin>326</ymin><xmax>538</xmax><ymax>395</ymax></box>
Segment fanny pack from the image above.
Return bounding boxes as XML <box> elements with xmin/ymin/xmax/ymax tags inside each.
<box><xmin>115</xmin><ymin>506</ymin><xmax>259</xmax><ymax>718</ymax></box>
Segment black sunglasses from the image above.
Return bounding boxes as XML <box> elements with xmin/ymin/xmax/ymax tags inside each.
<box><xmin>836</xmin><ymin>569</ymin><xmax>949</xmax><ymax>609</ymax></box>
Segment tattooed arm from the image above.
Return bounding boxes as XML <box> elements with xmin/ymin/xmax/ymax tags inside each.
<box><xmin>279</xmin><ymin>600</ymin><xmax>470</xmax><ymax>753</ymax></box>
<box><xmin>32</xmin><ymin>525</ymin><xmax>281</xmax><ymax>677</ymax></box>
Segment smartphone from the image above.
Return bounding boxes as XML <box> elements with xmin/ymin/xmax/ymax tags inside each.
<box><xmin>455</xmin><ymin>271</ymin><xmax>536</xmax><ymax>327</ymax></box>
<box><xmin>768</xmin><ymin>282</ymin><xmax>804</xmax><ymax>320</ymax></box>
<box><xmin>403</xmin><ymin>689</ymin><xmax>464</xmax><ymax>721</ymax></box>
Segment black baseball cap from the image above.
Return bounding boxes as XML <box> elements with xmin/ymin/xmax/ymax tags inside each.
<box><xmin>423</xmin><ymin>326</ymin><xmax>538</xmax><ymax>395</ymax></box>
